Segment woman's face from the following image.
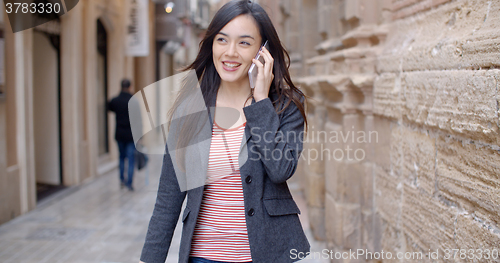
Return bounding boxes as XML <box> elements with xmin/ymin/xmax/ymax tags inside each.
<box><xmin>212</xmin><ymin>15</ymin><xmax>262</xmax><ymax>87</ymax></box>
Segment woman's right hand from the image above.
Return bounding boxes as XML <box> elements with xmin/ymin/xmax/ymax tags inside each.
<box><xmin>252</xmin><ymin>46</ymin><xmax>274</xmax><ymax>102</ymax></box>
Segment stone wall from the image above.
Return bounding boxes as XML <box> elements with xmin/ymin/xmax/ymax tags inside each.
<box><xmin>284</xmin><ymin>0</ymin><xmax>500</xmax><ymax>261</ymax></box>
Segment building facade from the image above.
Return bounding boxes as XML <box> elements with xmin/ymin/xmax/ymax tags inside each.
<box><xmin>0</xmin><ymin>0</ymin><xmax>209</xmax><ymax>224</ymax></box>
<box><xmin>278</xmin><ymin>0</ymin><xmax>500</xmax><ymax>260</ymax></box>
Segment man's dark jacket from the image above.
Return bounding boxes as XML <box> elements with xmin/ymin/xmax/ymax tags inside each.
<box><xmin>108</xmin><ymin>91</ymin><xmax>134</xmax><ymax>142</ymax></box>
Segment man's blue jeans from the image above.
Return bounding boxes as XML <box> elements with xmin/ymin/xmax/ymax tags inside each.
<box><xmin>117</xmin><ymin>141</ymin><xmax>135</xmax><ymax>188</ymax></box>
<box><xmin>189</xmin><ymin>258</ymin><xmax>252</xmax><ymax>263</ymax></box>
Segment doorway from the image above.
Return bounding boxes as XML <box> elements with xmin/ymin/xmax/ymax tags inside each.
<box><xmin>32</xmin><ymin>30</ymin><xmax>64</xmax><ymax>201</ymax></box>
<box><xmin>97</xmin><ymin>19</ymin><xmax>109</xmax><ymax>156</ymax></box>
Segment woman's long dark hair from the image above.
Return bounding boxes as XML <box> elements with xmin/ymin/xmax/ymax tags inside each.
<box><xmin>189</xmin><ymin>0</ymin><xmax>306</xmax><ymax>119</ymax></box>
<box><xmin>168</xmin><ymin>0</ymin><xmax>308</xmax><ymax>171</ymax></box>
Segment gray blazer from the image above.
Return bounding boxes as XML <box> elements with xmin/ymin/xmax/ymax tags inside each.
<box><xmin>140</xmin><ymin>91</ymin><xmax>310</xmax><ymax>263</ymax></box>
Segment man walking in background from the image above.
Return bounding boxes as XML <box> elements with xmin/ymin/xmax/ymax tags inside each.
<box><xmin>108</xmin><ymin>79</ymin><xmax>135</xmax><ymax>191</ymax></box>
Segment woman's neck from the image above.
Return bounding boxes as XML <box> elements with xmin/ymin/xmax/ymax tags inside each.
<box><xmin>217</xmin><ymin>81</ymin><xmax>252</xmax><ymax>107</ymax></box>
<box><xmin>215</xmin><ymin>80</ymin><xmax>252</xmax><ymax>127</ymax></box>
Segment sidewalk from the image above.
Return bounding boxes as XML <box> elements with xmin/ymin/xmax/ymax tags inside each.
<box><xmin>0</xmin><ymin>153</ymin><xmax>328</xmax><ymax>263</ymax></box>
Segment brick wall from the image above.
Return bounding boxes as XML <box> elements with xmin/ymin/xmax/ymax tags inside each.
<box><xmin>292</xmin><ymin>0</ymin><xmax>500</xmax><ymax>261</ymax></box>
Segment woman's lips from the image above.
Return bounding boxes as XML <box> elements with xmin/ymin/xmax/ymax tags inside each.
<box><xmin>222</xmin><ymin>61</ymin><xmax>242</xmax><ymax>72</ymax></box>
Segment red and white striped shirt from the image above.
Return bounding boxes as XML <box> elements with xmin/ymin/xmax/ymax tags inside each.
<box><xmin>189</xmin><ymin>121</ymin><xmax>252</xmax><ymax>262</ymax></box>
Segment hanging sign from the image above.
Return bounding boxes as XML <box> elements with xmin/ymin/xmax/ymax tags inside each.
<box><xmin>125</xmin><ymin>0</ymin><xmax>149</xmax><ymax>57</ymax></box>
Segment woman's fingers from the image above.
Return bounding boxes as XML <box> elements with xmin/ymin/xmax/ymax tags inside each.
<box><xmin>260</xmin><ymin>47</ymin><xmax>273</xmax><ymax>74</ymax></box>
<box><xmin>261</xmin><ymin>46</ymin><xmax>274</xmax><ymax>70</ymax></box>
<box><xmin>258</xmin><ymin>47</ymin><xmax>274</xmax><ymax>80</ymax></box>
<box><xmin>251</xmin><ymin>46</ymin><xmax>274</xmax><ymax>101</ymax></box>
<box><xmin>252</xmin><ymin>58</ymin><xmax>264</xmax><ymax>80</ymax></box>
<box><xmin>252</xmin><ymin>57</ymin><xmax>264</xmax><ymax>69</ymax></box>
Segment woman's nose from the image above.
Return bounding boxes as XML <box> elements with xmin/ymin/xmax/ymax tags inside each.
<box><xmin>225</xmin><ymin>43</ymin><xmax>238</xmax><ymax>57</ymax></box>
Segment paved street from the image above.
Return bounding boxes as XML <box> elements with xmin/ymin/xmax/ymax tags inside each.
<box><xmin>0</xmin><ymin>153</ymin><xmax>328</xmax><ymax>263</ymax></box>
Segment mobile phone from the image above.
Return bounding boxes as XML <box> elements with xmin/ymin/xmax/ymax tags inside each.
<box><xmin>248</xmin><ymin>40</ymin><xmax>269</xmax><ymax>89</ymax></box>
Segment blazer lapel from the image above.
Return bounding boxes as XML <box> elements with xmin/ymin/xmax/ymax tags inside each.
<box><xmin>197</xmin><ymin>94</ymin><xmax>217</xmax><ymax>181</ymax></box>
<box><xmin>244</xmin><ymin>97</ymin><xmax>256</xmax><ymax>144</ymax></box>
<box><xmin>238</xmin><ymin>97</ymin><xmax>256</xmax><ymax>170</ymax></box>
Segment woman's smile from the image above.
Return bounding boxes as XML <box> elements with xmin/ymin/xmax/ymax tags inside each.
<box><xmin>222</xmin><ymin>61</ymin><xmax>242</xmax><ymax>71</ymax></box>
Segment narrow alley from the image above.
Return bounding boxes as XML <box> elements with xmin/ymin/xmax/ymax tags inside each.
<box><xmin>0</xmin><ymin>154</ymin><xmax>328</xmax><ymax>263</ymax></box>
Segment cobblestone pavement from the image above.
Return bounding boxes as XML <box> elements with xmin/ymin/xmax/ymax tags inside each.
<box><xmin>0</xmin><ymin>153</ymin><xmax>328</xmax><ymax>263</ymax></box>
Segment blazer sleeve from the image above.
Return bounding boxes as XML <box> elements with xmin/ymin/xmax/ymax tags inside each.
<box><xmin>140</xmin><ymin>145</ymin><xmax>187</xmax><ymax>263</ymax></box>
<box><xmin>243</xmin><ymin>96</ymin><xmax>305</xmax><ymax>184</ymax></box>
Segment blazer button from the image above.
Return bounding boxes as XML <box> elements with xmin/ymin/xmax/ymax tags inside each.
<box><xmin>245</xmin><ymin>175</ymin><xmax>252</xmax><ymax>184</ymax></box>
<box><xmin>248</xmin><ymin>208</ymin><xmax>255</xmax><ymax>216</ymax></box>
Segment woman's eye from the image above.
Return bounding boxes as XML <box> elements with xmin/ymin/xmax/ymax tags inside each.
<box><xmin>240</xmin><ymin>41</ymin><xmax>250</xmax><ymax>46</ymax></box>
<box><xmin>217</xmin><ymin>38</ymin><xmax>227</xmax><ymax>42</ymax></box>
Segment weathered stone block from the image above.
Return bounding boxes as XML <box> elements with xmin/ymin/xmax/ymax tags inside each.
<box><xmin>361</xmin><ymin>163</ymin><xmax>374</xmax><ymax>211</ymax></box>
<box><xmin>325</xmin><ymin>169</ymin><xmax>339</xmax><ymax>201</ymax></box>
<box><xmin>304</xmin><ymin>142</ymin><xmax>327</xmax><ymax>175</ymax></box>
<box><xmin>342</xmin><ymin>203</ymin><xmax>362</xmax><ymax>250</ymax></box>
<box><xmin>399</xmin><ymin>126</ymin><xmax>436</xmax><ymax>195</ymax></box>
<box><xmin>496</xmin><ymin>73</ymin><xmax>500</xmax><ymax>132</ymax></box>
<box><xmin>324</xmin><ymin>122</ymin><xmax>342</xmax><ymax>199</ymax></box>
<box><xmin>326</xmin><ymin>194</ymin><xmax>343</xmax><ymax>246</ymax></box>
<box><xmin>401</xmin><ymin>70</ymin><xmax>499</xmax><ymax>145</ymax></box>
<box><xmin>455</xmin><ymin>214</ymin><xmax>500</xmax><ymax>256</ymax></box>
<box><xmin>362</xmin><ymin>115</ymin><xmax>375</xmax><ymax>163</ymax></box>
<box><xmin>390</xmin><ymin>124</ymin><xmax>403</xmax><ymax>177</ymax></box>
<box><xmin>323</xmin><ymin>125</ymin><xmax>345</xmax><ymax>158</ymax></box>
<box><xmin>290</xmin><ymin>159</ymin><xmax>305</xmax><ymax>185</ymax></box>
<box><xmin>337</xmin><ymin>162</ymin><xmax>365</xmax><ymax>204</ymax></box>
<box><xmin>307</xmin><ymin>172</ymin><xmax>325</xmax><ymax>208</ymax></box>
<box><xmin>341</xmin><ymin>114</ymin><xmax>367</xmax><ymax>158</ymax></box>
<box><xmin>304</xmin><ymin>111</ymin><xmax>330</xmax><ymax>177</ymax></box>
<box><xmin>344</xmin><ymin>0</ymin><xmax>360</xmax><ymax>22</ymax></box>
<box><xmin>341</xmin><ymin>88</ymin><xmax>366</xmax><ymax>114</ymax></box>
<box><xmin>380</xmin><ymin>219</ymin><xmax>405</xmax><ymax>262</ymax></box>
<box><xmin>361</xmin><ymin>209</ymin><xmax>373</xmax><ymax>250</ymax></box>
<box><xmin>401</xmin><ymin>234</ymin><xmax>429</xmax><ymax>262</ymax></box>
<box><xmin>401</xmin><ymin>184</ymin><xmax>457</xmax><ymax>254</ymax></box>
<box><xmin>323</xmin><ymin>198</ymin><xmax>363</xmax><ymax>252</ymax></box>
<box><xmin>373</xmin><ymin>73</ymin><xmax>402</xmax><ymax>120</ymax></box>
<box><xmin>308</xmin><ymin>206</ymin><xmax>327</xmax><ymax>241</ymax></box>
<box><xmin>379</xmin><ymin>0</ymin><xmax>500</xmax><ymax>72</ymax></box>
<box><xmin>325</xmin><ymin>199</ymin><xmax>363</xmax><ymax>249</ymax></box>
<box><xmin>360</xmin><ymin>57</ymin><xmax>377</xmax><ymax>74</ymax></box>
<box><xmin>345</xmin><ymin>58</ymin><xmax>362</xmax><ymax>74</ymax></box>
<box><xmin>436</xmin><ymin>136</ymin><xmax>500</xmax><ymax>224</ymax></box>
<box><xmin>374</xmin><ymin>165</ymin><xmax>402</xmax><ymax>228</ymax></box>
<box><xmin>361</xmin><ymin>209</ymin><xmax>383</xmax><ymax>254</ymax></box>
<box><xmin>392</xmin><ymin>0</ymin><xmax>422</xmax><ymax>12</ymax></box>
<box><xmin>290</xmin><ymin>63</ymin><xmax>303</xmax><ymax>78</ymax></box>
<box><xmin>373</xmin><ymin>116</ymin><xmax>393</xmax><ymax>170</ymax></box>
<box><xmin>299</xmin><ymin>161</ymin><xmax>311</xmax><ymax>203</ymax></box>
<box><xmin>392</xmin><ymin>0</ymin><xmax>453</xmax><ymax>20</ymax></box>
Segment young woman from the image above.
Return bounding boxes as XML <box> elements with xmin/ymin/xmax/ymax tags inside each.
<box><xmin>140</xmin><ymin>1</ymin><xmax>309</xmax><ymax>262</ymax></box>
